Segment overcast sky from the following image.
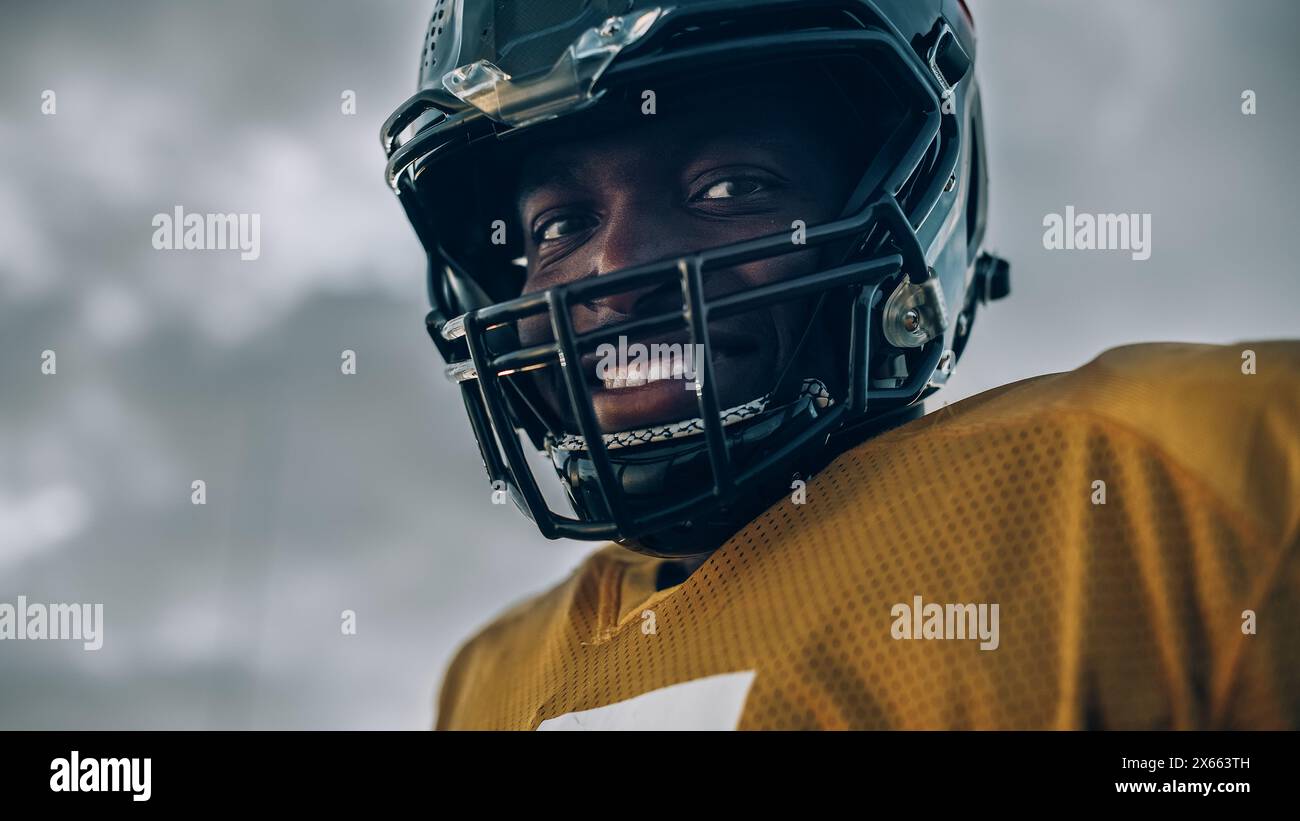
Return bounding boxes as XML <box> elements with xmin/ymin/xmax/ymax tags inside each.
<box><xmin>1</xmin><ymin>0</ymin><xmax>1297</xmax><ymax>728</ymax></box>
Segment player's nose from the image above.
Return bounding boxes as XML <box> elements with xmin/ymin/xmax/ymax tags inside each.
<box><xmin>586</xmin><ymin>202</ymin><xmax>687</xmax><ymax>317</ymax></box>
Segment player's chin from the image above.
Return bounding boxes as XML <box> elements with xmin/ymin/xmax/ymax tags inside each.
<box><xmin>591</xmin><ymin>349</ymin><xmax>769</xmax><ymax>434</ymax></box>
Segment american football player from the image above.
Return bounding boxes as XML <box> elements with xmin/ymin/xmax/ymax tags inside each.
<box><xmin>382</xmin><ymin>0</ymin><xmax>1299</xmax><ymax>729</ymax></box>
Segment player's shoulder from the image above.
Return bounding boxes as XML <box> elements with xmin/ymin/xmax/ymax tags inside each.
<box><xmin>434</xmin><ymin>545</ymin><xmax>622</xmax><ymax>725</ymax></box>
<box><xmin>448</xmin><ymin>547</ymin><xmax>609</xmax><ymax>656</ymax></box>
<box><xmin>942</xmin><ymin>338</ymin><xmax>1293</xmax><ymax>418</ymax></box>
<box><xmin>899</xmin><ymin>339</ymin><xmax>1298</xmax><ymax>443</ymax></box>
<box><xmin>785</xmin><ymin>337</ymin><xmax>1294</xmax><ymax>566</ymax></box>
<box><xmin>1055</xmin><ymin>339</ymin><xmax>1299</xmax><ymax>406</ymax></box>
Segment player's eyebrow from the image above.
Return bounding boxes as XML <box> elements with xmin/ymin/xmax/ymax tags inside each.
<box><xmin>515</xmin><ymin>164</ymin><xmax>585</xmax><ymax>212</ymax></box>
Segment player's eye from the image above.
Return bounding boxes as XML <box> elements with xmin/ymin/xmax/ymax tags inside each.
<box><xmin>534</xmin><ymin>213</ymin><xmax>597</xmax><ymax>243</ymax></box>
<box><xmin>693</xmin><ymin>178</ymin><xmax>764</xmax><ymax>201</ymax></box>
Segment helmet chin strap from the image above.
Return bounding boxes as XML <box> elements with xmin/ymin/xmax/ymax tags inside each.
<box><xmin>763</xmin><ymin>290</ymin><xmax>831</xmax><ymax>408</ymax></box>
<box><xmin>759</xmin><ymin>205</ymin><xmax>872</xmax><ymax>409</ymax></box>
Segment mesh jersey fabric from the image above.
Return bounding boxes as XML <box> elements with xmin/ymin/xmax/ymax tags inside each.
<box><xmin>435</xmin><ymin>341</ymin><xmax>1300</xmax><ymax>729</ymax></box>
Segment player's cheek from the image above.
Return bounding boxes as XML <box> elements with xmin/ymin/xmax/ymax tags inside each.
<box><xmin>724</xmin><ymin>250</ymin><xmax>820</xmax><ymax>323</ymax></box>
<box><xmin>515</xmin><ymin>313</ymin><xmax>552</xmax><ymax>347</ymax></box>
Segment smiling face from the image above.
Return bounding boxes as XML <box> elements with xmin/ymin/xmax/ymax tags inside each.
<box><xmin>511</xmin><ymin>71</ymin><xmax>863</xmax><ymax>436</ymax></box>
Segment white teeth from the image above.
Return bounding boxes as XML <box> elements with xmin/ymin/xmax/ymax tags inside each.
<box><xmin>600</xmin><ymin>359</ymin><xmax>690</xmax><ymax>390</ymax></box>
<box><xmin>595</xmin><ymin>342</ymin><xmax>704</xmax><ymax>390</ymax></box>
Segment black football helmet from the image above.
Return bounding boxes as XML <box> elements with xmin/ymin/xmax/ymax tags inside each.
<box><xmin>382</xmin><ymin>0</ymin><xmax>1009</xmax><ymax>556</ymax></box>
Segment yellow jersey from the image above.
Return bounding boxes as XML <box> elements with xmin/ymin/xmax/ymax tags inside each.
<box><xmin>436</xmin><ymin>341</ymin><xmax>1300</xmax><ymax>729</ymax></box>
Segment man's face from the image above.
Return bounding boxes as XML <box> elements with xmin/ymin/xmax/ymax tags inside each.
<box><xmin>513</xmin><ymin>81</ymin><xmax>859</xmax><ymax>435</ymax></box>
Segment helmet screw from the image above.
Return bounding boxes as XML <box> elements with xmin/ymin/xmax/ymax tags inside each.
<box><xmin>944</xmin><ymin>173</ymin><xmax>957</xmax><ymax>192</ymax></box>
<box><xmin>938</xmin><ymin>349</ymin><xmax>955</xmax><ymax>374</ymax></box>
<box><xmin>902</xmin><ymin>309</ymin><xmax>922</xmax><ymax>334</ymax></box>
<box><xmin>599</xmin><ymin>17</ymin><xmax>623</xmax><ymax>37</ymax></box>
